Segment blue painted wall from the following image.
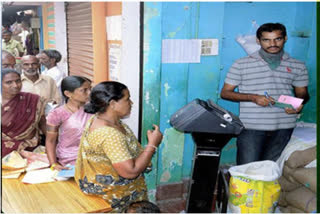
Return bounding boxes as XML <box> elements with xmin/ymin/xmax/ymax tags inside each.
<box><xmin>217</xmin><ymin>2</ymin><xmax>317</xmax><ymax>164</ymax></box>
<box><xmin>143</xmin><ymin>2</ymin><xmax>317</xmax><ymax>194</ymax></box>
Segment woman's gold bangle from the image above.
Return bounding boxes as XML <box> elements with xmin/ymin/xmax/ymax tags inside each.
<box><xmin>50</xmin><ymin>163</ymin><xmax>58</xmax><ymax>170</ymax></box>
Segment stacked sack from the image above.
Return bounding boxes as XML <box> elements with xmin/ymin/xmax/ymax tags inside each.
<box><xmin>278</xmin><ymin>146</ymin><xmax>316</xmax><ymax>213</ymax></box>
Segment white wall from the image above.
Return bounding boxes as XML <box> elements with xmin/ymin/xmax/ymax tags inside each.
<box><xmin>52</xmin><ymin>2</ymin><xmax>141</xmax><ymax>136</ymax></box>
<box><xmin>120</xmin><ymin>2</ymin><xmax>140</xmax><ymax>137</ymax></box>
<box><xmin>54</xmin><ymin>2</ymin><xmax>68</xmax><ymax>76</ymax></box>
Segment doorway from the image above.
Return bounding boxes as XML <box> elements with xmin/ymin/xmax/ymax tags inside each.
<box><xmin>2</xmin><ymin>2</ymin><xmax>43</xmax><ymax>59</ymax></box>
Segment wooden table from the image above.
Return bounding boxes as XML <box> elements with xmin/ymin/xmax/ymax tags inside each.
<box><xmin>2</xmin><ymin>174</ymin><xmax>112</xmax><ymax>213</ymax></box>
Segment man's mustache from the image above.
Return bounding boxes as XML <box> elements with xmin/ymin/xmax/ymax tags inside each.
<box><xmin>268</xmin><ymin>46</ymin><xmax>280</xmax><ymax>49</ymax></box>
<box><xmin>25</xmin><ymin>69</ymin><xmax>38</xmax><ymax>73</ymax></box>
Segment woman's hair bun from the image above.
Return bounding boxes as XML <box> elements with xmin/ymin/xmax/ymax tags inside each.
<box><xmin>84</xmin><ymin>102</ymin><xmax>98</xmax><ymax>114</ymax></box>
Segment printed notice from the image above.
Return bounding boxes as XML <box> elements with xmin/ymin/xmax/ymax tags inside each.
<box><xmin>109</xmin><ymin>44</ymin><xmax>122</xmax><ymax>81</ymax></box>
<box><xmin>162</xmin><ymin>39</ymin><xmax>201</xmax><ymax>63</ymax></box>
<box><xmin>201</xmin><ymin>39</ymin><xmax>219</xmax><ymax>56</ymax></box>
<box><xmin>106</xmin><ymin>15</ymin><xmax>122</xmax><ymax>41</ymax></box>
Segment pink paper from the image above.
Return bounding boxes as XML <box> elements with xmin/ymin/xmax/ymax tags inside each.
<box><xmin>278</xmin><ymin>95</ymin><xmax>303</xmax><ymax>109</ymax></box>
<box><xmin>20</xmin><ymin>150</ymin><xmax>49</xmax><ymax>164</ymax></box>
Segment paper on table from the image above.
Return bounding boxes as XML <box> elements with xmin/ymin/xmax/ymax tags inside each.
<box><xmin>278</xmin><ymin>95</ymin><xmax>303</xmax><ymax>109</ymax></box>
<box><xmin>20</xmin><ymin>150</ymin><xmax>49</xmax><ymax>164</ymax></box>
<box><xmin>2</xmin><ymin>168</ymin><xmax>24</xmax><ymax>179</ymax></box>
<box><xmin>57</xmin><ymin>165</ymin><xmax>75</xmax><ymax>178</ymax></box>
<box><xmin>26</xmin><ymin>160</ymin><xmax>50</xmax><ymax>171</ymax></box>
<box><xmin>22</xmin><ymin>168</ymin><xmax>58</xmax><ymax>184</ymax></box>
<box><xmin>2</xmin><ymin>172</ymin><xmax>22</xmax><ymax>179</ymax></box>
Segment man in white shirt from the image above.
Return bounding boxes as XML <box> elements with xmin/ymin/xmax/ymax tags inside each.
<box><xmin>37</xmin><ymin>49</ymin><xmax>66</xmax><ymax>91</ymax></box>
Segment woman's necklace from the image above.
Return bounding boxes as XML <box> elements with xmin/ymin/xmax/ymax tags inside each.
<box><xmin>97</xmin><ymin>116</ymin><xmax>120</xmax><ymax>127</ymax></box>
<box><xmin>97</xmin><ymin>115</ymin><xmax>126</xmax><ymax>134</ymax></box>
<box><xmin>65</xmin><ymin>103</ymin><xmax>76</xmax><ymax>113</ymax></box>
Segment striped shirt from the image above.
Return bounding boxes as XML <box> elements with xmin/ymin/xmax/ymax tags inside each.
<box><xmin>225</xmin><ymin>51</ymin><xmax>309</xmax><ymax>131</ymax></box>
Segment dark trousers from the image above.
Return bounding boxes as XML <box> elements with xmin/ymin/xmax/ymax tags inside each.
<box><xmin>236</xmin><ymin>128</ymin><xmax>294</xmax><ymax>165</ymax></box>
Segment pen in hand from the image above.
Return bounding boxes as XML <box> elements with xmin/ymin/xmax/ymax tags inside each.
<box><xmin>264</xmin><ymin>92</ymin><xmax>273</xmax><ymax>107</ymax></box>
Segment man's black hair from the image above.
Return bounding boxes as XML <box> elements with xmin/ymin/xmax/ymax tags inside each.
<box><xmin>40</xmin><ymin>49</ymin><xmax>62</xmax><ymax>63</ymax></box>
<box><xmin>125</xmin><ymin>201</ymin><xmax>161</xmax><ymax>213</ymax></box>
<box><xmin>256</xmin><ymin>23</ymin><xmax>287</xmax><ymax>40</ymax></box>
<box><xmin>2</xmin><ymin>30</ymin><xmax>13</xmax><ymax>35</ymax></box>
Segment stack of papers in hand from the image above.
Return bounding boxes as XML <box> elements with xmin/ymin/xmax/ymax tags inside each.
<box><xmin>274</xmin><ymin>95</ymin><xmax>304</xmax><ymax>109</ymax></box>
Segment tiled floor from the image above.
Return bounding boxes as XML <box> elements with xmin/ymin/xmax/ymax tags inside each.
<box><xmin>157</xmin><ymin>198</ymin><xmax>186</xmax><ymax>213</ymax></box>
<box><xmin>155</xmin><ymin>166</ymin><xmax>231</xmax><ymax>213</ymax></box>
<box><xmin>156</xmin><ymin>197</ymin><xmax>221</xmax><ymax>213</ymax></box>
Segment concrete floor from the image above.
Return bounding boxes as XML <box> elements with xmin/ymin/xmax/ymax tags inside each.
<box><xmin>157</xmin><ymin>198</ymin><xmax>186</xmax><ymax>213</ymax></box>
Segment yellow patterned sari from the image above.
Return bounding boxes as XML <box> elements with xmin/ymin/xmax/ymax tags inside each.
<box><xmin>75</xmin><ymin>115</ymin><xmax>148</xmax><ymax>213</ymax></box>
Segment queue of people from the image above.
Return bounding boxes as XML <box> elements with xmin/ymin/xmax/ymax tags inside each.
<box><xmin>1</xmin><ymin>48</ymin><xmax>163</xmax><ymax>212</ymax></box>
<box><xmin>1</xmin><ymin>22</ymin><xmax>310</xmax><ymax>212</ymax></box>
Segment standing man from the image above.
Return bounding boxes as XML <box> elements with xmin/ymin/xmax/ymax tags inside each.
<box><xmin>2</xmin><ymin>50</ymin><xmax>16</xmax><ymax>69</ymax></box>
<box><xmin>20</xmin><ymin>55</ymin><xmax>62</xmax><ymax>105</ymax></box>
<box><xmin>37</xmin><ymin>49</ymin><xmax>66</xmax><ymax>91</ymax></box>
<box><xmin>2</xmin><ymin>30</ymin><xmax>24</xmax><ymax>58</ymax></box>
<box><xmin>220</xmin><ymin>23</ymin><xmax>309</xmax><ymax>165</ymax></box>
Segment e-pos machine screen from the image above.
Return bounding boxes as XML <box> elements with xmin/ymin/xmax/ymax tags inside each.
<box><xmin>170</xmin><ymin>99</ymin><xmax>243</xmax><ymax>135</ymax></box>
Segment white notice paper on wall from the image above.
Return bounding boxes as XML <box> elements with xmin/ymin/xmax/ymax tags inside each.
<box><xmin>109</xmin><ymin>44</ymin><xmax>122</xmax><ymax>81</ymax></box>
<box><xmin>106</xmin><ymin>15</ymin><xmax>122</xmax><ymax>41</ymax></box>
<box><xmin>162</xmin><ymin>39</ymin><xmax>201</xmax><ymax>63</ymax></box>
<box><xmin>201</xmin><ymin>39</ymin><xmax>219</xmax><ymax>56</ymax></box>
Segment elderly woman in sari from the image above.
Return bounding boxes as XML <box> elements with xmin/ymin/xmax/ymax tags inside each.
<box><xmin>45</xmin><ymin>76</ymin><xmax>92</xmax><ymax>170</ymax></box>
<box><xmin>75</xmin><ymin>81</ymin><xmax>163</xmax><ymax>212</ymax></box>
<box><xmin>1</xmin><ymin>68</ymin><xmax>46</xmax><ymax>157</ymax></box>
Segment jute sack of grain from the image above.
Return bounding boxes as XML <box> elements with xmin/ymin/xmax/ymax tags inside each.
<box><xmin>286</xmin><ymin>146</ymin><xmax>316</xmax><ymax>169</ymax></box>
<box><xmin>285</xmin><ymin>186</ymin><xmax>316</xmax><ymax>213</ymax></box>
<box><xmin>292</xmin><ymin>167</ymin><xmax>316</xmax><ymax>193</ymax></box>
<box><xmin>278</xmin><ymin>191</ymin><xmax>287</xmax><ymax>207</ymax></box>
<box><xmin>279</xmin><ymin>205</ymin><xmax>305</xmax><ymax>213</ymax></box>
<box><xmin>279</xmin><ymin>205</ymin><xmax>289</xmax><ymax>213</ymax></box>
<box><xmin>288</xmin><ymin>205</ymin><xmax>305</xmax><ymax>213</ymax></box>
<box><xmin>278</xmin><ymin>175</ymin><xmax>302</xmax><ymax>192</ymax></box>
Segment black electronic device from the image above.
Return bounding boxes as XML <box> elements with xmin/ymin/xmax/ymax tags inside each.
<box><xmin>170</xmin><ymin>99</ymin><xmax>244</xmax><ymax>213</ymax></box>
<box><xmin>170</xmin><ymin>99</ymin><xmax>243</xmax><ymax>135</ymax></box>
